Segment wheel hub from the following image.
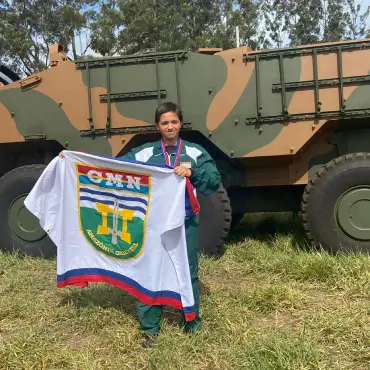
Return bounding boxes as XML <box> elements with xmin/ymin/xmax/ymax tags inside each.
<box><xmin>8</xmin><ymin>194</ymin><xmax>47</xmax><ymax>242</ymax></box>
<box><xmin>335</xmin><ymin>186</ymin><xmax>370</xmax><ymax>241</ymax></box>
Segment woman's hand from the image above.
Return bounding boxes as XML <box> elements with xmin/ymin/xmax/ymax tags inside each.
<box><xmin>174</xmin><ymin>166</ymin><xmax>191</xmax><ymax>178</ymax></box>
<box><xmin>59</xmin><ymin>151</ymin><xmax>64</xmax><ymax>158</ymax></box>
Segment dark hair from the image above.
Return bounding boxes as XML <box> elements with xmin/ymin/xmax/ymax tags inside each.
<box><xmin>155</xmin><ymin>102</ymin><xmax>183</xmax><ymax>124</ymax></box>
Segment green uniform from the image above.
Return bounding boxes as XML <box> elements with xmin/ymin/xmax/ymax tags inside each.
<box><xmin>118</xmin><ymin>138</ymin><xmax>221</xmax><ymax>335</ymax></box>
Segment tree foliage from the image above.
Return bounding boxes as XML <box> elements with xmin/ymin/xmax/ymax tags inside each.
<box><xmin>0</xmin><ymin>0</ymin><xmax>93</xmax><ymax>75</ymax></box>
<box><xmin>0</xmin><ymin>0</ymin><xmax>369</xmax><ymax>76</ymax></box>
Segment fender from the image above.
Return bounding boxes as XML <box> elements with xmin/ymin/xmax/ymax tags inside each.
<box><xmin>329</xmin><ymin>129</ymin><xmax>370</xmax><ymax>156</ymax></box>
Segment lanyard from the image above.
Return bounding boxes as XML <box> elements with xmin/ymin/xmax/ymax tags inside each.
<box><xmin>160</xmin><ymin>139</ymin><xmax>182</xmax><ymax>168</ymax></box>
<box><xmin>160</xmin><ymin>138</ymin><xmax>200</xmax><ymax>215</ymax></box>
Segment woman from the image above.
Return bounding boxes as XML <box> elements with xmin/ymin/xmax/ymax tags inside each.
<box><xmin>61</xmin><ymin>101</ymin><xmax>222</xmax><ymax>347</ymax></box>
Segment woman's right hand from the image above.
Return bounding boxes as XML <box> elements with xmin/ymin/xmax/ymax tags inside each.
<box><xmin>59</xmin><ymin>151</ymin><xmax>64</xmax><ymax>158</ymax></box>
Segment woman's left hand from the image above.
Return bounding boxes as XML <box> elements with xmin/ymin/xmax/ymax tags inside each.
<box><xmin>174</xmin><ymin>166</ymin><xmax>192</xmax><ymax>178</ymax></box>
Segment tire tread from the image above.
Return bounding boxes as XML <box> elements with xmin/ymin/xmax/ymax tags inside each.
<box><xmin>301</xmin><ymin>152</ymin><xmax>370</xmax><ymax>249</ymax></box>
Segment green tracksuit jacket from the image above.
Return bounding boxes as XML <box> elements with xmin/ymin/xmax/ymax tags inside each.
<box><xmin>118</xmin><ymin>138</ymin><xmax>221</xmax><ymax>198</ymax></box>
<box><xmin>118</xmin><ymin>138</ymin><xmax>221</xmax><ymax>334</ymax></box>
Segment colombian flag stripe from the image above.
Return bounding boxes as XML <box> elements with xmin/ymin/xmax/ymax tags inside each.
<box><xmin>56</xmin><ymin>268</ymin><xmax>196</xmax><ymax>321</ymax></box>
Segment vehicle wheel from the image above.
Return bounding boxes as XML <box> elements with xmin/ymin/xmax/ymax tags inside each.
<box><xmin>0</xmin><ymin>165</ymin><xmax>57</xmax><ymax>258</ymax></box>
<box><xmin>197</xmin><ymin>186</ymin><xmax>231</xmax><ymax>256</ymax></box>
<box><xmin>301</xmin><ymin>152</ymin><xmax>370</xmax><ymax>253</ymax></box>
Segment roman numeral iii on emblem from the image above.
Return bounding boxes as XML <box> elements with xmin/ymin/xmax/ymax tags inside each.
<box><xmin>76</xmin><ymin>163</ymin><xmax>150</xmax><ymax>260</ymax></box>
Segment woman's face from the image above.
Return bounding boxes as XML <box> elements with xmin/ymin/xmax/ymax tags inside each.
<box><xmin>156</xmin><ymin>111</ymin><xmax>182</xmax><ymax>142</ymax></box>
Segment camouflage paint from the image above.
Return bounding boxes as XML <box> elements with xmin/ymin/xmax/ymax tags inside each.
<box><xmin>243</xmin><ymin>51</ymin><xmax>336</xmax><ymax>158</ymax></box>
<box><xmin>245</xmin><ymin>119</ymin><xmax>327</xmax><ymax>158</ymax></box>
<box><xmin>245</xmin><ymin>130</ymin><xmax>338</xmax><ymax>187</ymax></box>
<box><xmin>2</xmin><ymin>38</ymin><xmax>370</xmax><ymax>189</ymax></box>
<box><xmin>178</xmin><ymin>53</ymin><xmax>227</xmax><ymax>137</ymax></box>
<box><xmin>209</xmin><ymin>50</ymin><xmax>301</xmax><ymax>157</ymax></box>
<box><xmin>343</xmin><ymin>49</ymin><xmax>370</xmax><ymax>100</ymax></box>
<box><xmin>342</xmin><ymin>66</ymin><xmax>370</xmax><ymax>111</ymax></box>
<box><xmin>81</xmin><ymin>61</ymin><xmax>159</xmax><ymax>125</ymax></box>
<box><xmin>206</xmin><ymin>47</ymin><xmax>252</xmax><ymax>131</ymax></box>
<box><xmin>0</xmin><ymin>60</ymin><xmax>152</xmax><ymax>156</ymax></box>
<box><xmin>107</xmin><ymin>134</ymin><xmax>136</xmax><ymax>157</ymax></box>
<box><xmin>0</xmin><ymin>102</ymin><xmax>25</xmax><ymax>143</ymax></box>
<box><xmin>80</xmin><ymin>51</ymin><xmax>228</xmax><ymax>136</ymax></box>
<box><xmin>243</xmin><ymin>46</ymin><xmax>370</xmax><ymax>160</ymax></box>
<box><xmin>0</xmin><ymin>88</ymin><xmax>111</xmax><ymax>155</ymax></box>
<box><xmin>32</xmin><ymin>61</ymin><xmax>152</xmax><ymax>132</ymax></box>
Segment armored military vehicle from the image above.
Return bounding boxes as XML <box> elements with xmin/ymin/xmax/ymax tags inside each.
<box><xmin>1</xmin><ymin>40</ymin><xmax>370</xmax><ymax>258</ymax></box>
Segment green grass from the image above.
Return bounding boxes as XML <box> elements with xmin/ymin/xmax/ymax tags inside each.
<box><xmin>1</xmin><ymin>212</ymin><xmax>370</xmax><ymax>369</ymax></box>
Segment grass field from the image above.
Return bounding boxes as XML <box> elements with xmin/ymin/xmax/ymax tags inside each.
<box><xmin>1</xmin><ymin>212</ymin><xmax>370</xmax><ymax>370</ymax></box>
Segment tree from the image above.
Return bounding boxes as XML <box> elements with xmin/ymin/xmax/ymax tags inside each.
<box><xmin>343</xmin><ymin>0</ymin><xmax>370</xmax><ymax>40</ymax></box>
<box><xmin>0</xmin><ymin>0</ymin><xmax>94</xmax><ymax>76</ymax></box>
<box><xmin>89</xmin><ymin>0</ymin><xmax>122</xmax><ymax>56</ymax></box>
<box><xmin>321</xmin><ymin>0</ymin><xmax>347</xmax><ymax>42</ymax></box>
<box><xmin>261</xmin><ymin>0</ymin><xmax>292</xmax><ymax>48</ymax></box>
<box><xmin>113</xmin><ymin>0</ymin><xmax>225</xmax><ymax>54</ymax></box>
<box><xmin>2</xmin><ymin>0</ymin><xmax>369</xmax><ymax>78</ymax></box>
<box><xmin>287</xmin><ymin>0</ymin><xmax>321</xmax><ymax>46</ymax></box>
<box><xmin>218</xmin><ymin>0</ymin><xmax>265</xmax><ymax>50</ymax></box>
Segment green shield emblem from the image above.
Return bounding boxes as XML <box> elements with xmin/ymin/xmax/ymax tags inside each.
<box><xmin>76</xmin><ymin>162</ymin><xmax>151</xmax><ymax>260</ymax></box>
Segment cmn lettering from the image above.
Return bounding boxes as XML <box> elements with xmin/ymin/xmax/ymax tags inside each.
<box><xmin>87</xmin><ymin>170</ymin><xmax>141</xmax><ymax>189</ymax></box>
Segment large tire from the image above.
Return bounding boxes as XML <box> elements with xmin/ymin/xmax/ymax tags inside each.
<box><xmin>0</xmin><ymin>165</ymin><xmax>57</xmax><ymax>258</ymax></box>
<box><xmin>197</xmin><ymin>186</ymin><xmax>231</xmax><ymax>256</ymax></box>
<box><xmin>301</xmin><ymin>152</ymin><xmax>370</xmax><ymax>253</ymax></box>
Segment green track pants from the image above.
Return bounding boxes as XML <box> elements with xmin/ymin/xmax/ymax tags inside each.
<box><xmin>136</xmin><ymin>215</ymin><xmax>201</xmax><ymax>336</ymax></box>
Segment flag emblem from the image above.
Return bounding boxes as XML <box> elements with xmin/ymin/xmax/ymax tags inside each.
<box><xmin>76</xmin><ymin>162</ymin><xmax>151</xmax><ymax>260</ymax></box>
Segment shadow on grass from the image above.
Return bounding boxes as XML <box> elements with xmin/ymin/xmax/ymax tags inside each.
<box><xmin>227</xmin><ymin>212</ymin><xmax>312</xmax><ymax>251</ymax></box>
<box><xmin>58</xmin><ymin>280</ymin><xmax>210</xmax><ymax>329</ymax></box>
<box><xmin>57</xmin><ymin>213</ymin><xmax>309</xmax><ymax>326</ymax></box>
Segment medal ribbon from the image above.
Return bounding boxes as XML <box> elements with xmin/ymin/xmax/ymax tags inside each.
<box><xmin>160</xmin><ymin>138</ymin><xmax>182</xmax><ymax>167</ymax></box>
<box><xmin>160</xmin><ymin>139</ymin><xmax>200</xmax><ymax>215</ymax></box>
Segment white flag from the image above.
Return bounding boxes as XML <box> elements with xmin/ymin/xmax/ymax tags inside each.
<box><xmin>24</xmin><ymin>150</ymin><xmax>195</xmax><ymax>321</ymax></box>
